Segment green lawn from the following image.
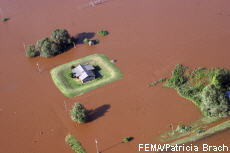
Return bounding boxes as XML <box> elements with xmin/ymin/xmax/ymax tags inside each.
<box><xmin>50</xmin><ymin>54</ymin><xmax>123</xmax><ymax>97</ymax></box>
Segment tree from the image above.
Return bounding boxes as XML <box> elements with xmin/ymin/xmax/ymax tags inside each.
<box><xmin>39</xmin><ymin>39</ymin><xmax>59</xmax><ymax>58</ymax></box>
<box><xmin>50</xmin><ymin>29</ymin><xmax>72</xmax><ymax>49</ymax></box>
<box><xmin>164</xmin><ymin>64</ymin><xmax>187</xmax><ymax>88</ymax></box>
<box><xmin>201</xmin><ymin>84</ymin><xmax>229</xmax><ymax>117</ymax></box>
<box><xmin>211</xmin><ymin>68</ymin><xmax>230</xmax><ymax>89</ymax></box>
<box><xmin>26</xmin><ymin>29</ymin><xmax>73</xmax><ymax>58</ymax></box>
<box><xmin>26</xmin><ymin>45</ymin><xmax>38</xmax><ymax>57</ymax></box>
<box><xmin>70</xmin><ymin>103</ymin><xmax>87</xmax><ymax>123</ymax></box>
<box><xmin>35</xmin><ymin>37</ymin><xmax>49</xmax><ymax>50</ymax></box>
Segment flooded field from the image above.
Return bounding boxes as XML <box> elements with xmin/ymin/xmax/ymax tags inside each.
<box><xmin>0</xmin><ymin>0</ymin><xmax>230</xmax><ymax>153</ymax></box>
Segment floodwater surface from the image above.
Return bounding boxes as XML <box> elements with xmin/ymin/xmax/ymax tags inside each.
<box><xmin>0</xmin><ymin>0</ymin><xmax>230</xmax><ymax>153</ymax></box>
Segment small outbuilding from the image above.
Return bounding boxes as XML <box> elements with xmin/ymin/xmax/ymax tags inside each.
<box><xmin>72</xmin><ymin>64</ymin><xmax>95</xmax><ymax>83</ymax></box>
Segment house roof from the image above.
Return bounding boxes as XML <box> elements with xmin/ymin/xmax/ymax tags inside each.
<box><xmin>72</xmin><ymin>64</ymin><xmax>95</xmax><ymax>81</ymax></box>
<box><xmin>84</xmin><ymin>64</ymin><xmax>94</xmax><ymax>71</ymax></box>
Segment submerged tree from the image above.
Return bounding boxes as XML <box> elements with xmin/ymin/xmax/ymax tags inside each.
<box><xmin>211</xmin><ymin>68</ymin><xmax>230</xmax><ymax>89</ymax></box>
<box><xmin>36</xmin><ymin>37</ymin><xmax>49</xmax><ymax>50</ymax></box>
<box><xmin>70</xmin><ymin>103</ymin><xmax>87</xmax><ymax>123</ymax></box>
<box><xmin>39</xmin><ymin>39</ymin><xmax>59</xmax><ymax>58</ymax></box>
<box><xmin>201</xmin><ymin>84</ymin><xmax>230</xmax><ymax>117</ymax></box>
<box><xmin>26</xmin><ymin>29</ymin><xmax>73</xmax><ymax>58</ymax></box>
<box><xmin>26</xmin><ymin>45</ymin><xmax>38</xmax><ymax>57</ymax></box>
<box><xmin>50</xmin><ymin>29</ymin><xmax>73</xmax><ymax>49</ymax></box>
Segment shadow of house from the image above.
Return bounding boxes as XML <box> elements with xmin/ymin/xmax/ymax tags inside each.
<box><xmin>87</xmin><ymin>104</ymin><xmax>110</xmax><ymax>122</ymax></box>
<box><xmin>93</xmin><ymin>65</ymin><xmax>103</xmax><ymax>78</ymax></box>
<box><xmin>74</xmin><ymin>32</ymin><xmax>95</xmax><ymax>44</ymax></box>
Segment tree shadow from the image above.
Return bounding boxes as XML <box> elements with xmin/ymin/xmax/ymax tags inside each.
<box><xmin>87</xmin><ymin>104</ymin><xmax>110</xmax><ymax>122</ymax></box>
<box><xmin>74</xmin><ymin>32</ymin><xmax>95</xmax><ymax>44</ymax></box>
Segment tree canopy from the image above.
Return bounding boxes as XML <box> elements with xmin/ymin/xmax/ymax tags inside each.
<box><xmin>26</xmin><ymin>29</ymin><xmax>73</xmax><ymax>58</ymax></box>
<box><xmin>26</xmin><ymin>45</ymin><xmax>38</xmax><ymax>57</ymax></box>
<box><xmin>50</xmin><ymin>29</ymin><xmax>72</xmax><ymax>48</ymax></box>
<box><xmin>70</xmin><ymin>103</ymin><xmax>87</xmax><ymax>123</ymax></box>
<box><xmin>39</xmin><ymin>38</ymin><xmax>59</xmax><ymax>58</ymax></box>
<box><xmin>201</xmin><ymin>84</ymin><xmax>229</xmax><ymax>117</ymax></box>
<box><xmin>211</xmin><ymin>68</ymin><xmax>230</xmax><ymax>89</ymax></box>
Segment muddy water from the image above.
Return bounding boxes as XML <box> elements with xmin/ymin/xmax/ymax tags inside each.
<box><xmin>0</xmin><ymin>0</ymin><xmax>230</xmax><ymax>153</ymax></box>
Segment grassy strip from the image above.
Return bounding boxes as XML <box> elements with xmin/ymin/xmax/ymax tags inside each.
<box><xmin>50</xmin><ymin>54</ymin><xmax>123</xmax><ymax>97</ymax></box>
<box><xmin>65</xmin><ymin>134</ymin><xmax>86</xmax><ymax>153</ymax></box>
<box><xmin>170</xmin><ymin>119</ymin><xmax>230</xmax><ymax>146</ymax></box>
<box><xmin>159</xmin><ymin>117</ymin><xmax>210</xmax><ymax>142</ymax></box>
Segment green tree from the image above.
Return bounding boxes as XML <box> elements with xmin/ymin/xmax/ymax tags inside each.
<box><xmin>164</xmin><ymin>64</ymin><xmax>187</xmax><ymax>88</ymax></box>
<box><xmin>50</xmin><ymin>29</ymin><xmax>72</xmax><ymax>49</ymax></box>
<box><xmin>35</xmin><ymin>37</ymin><xmax>49</xmax><ymax>50</ymax></box>
<box><xmin>70</xmin><ymin>103</ymin><xmax>87</xmax><ymax>123</ymax></box>
<box><xmin>26</xmin><ymin>45</ymin><xmax>38</xmax><ymax>57</ymax></box>
<box><xmin>211</xmin><ymin>68</ymin><xmax>230</xmax><ymax>89</ymax></box>
<box><xmin>201</xmin><ymin>84</ymin><xmax>229</xmax><ymax>117</ymax></box>
<box><xmin>39</xmin><ymin>39</ymin><xmax>59</xmax><ymax>58</ymax></box>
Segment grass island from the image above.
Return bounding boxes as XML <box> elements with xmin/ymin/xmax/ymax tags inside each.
<box><xmin>50</xmin><ymin>54</ymin><xmax>123</xmax><ymax>97</ymax></box>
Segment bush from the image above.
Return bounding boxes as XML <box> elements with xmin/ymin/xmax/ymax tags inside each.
<box><xmin>97</xmin><ymin>30</ymin><xmax>108</xmax><ymax>36</ymax></box>
<box><xmin>2</xmin><ymin>17</ymin><xmax>9</xmax><ymax>22</ymax></box>
<box><xmin>164</xmin><ymin>64</ymin><xmax>187</xmax><ymax>88</ymax></box>
<box><xmin>26</xmin><ymin>45</ymin><xmax>38</xmax><ymax>57</ymax></box>
<box><xmin>70</xmin><ymin>103</ymin><xmax>87</xmax><ymax>123</ymax></box>
<box><xmin>176</xmin><ymin>125</ymin><xmax>192</xmax><ymax>133</ymax></box>
<box><xmin>122</xmin><ymin>137</ymin><xmax>133</xmax><ymax>143</ymax></box>
<box><xmin>65</xmin><ymin>134</ymin><xmax>86</xmax><ymax>153</ymax></box>
<box><xmin>71</xmin><ymin>65</ymin><xmax>76</xmax><ymax>69</ymax></box>
<box><xmin>196</xmin><ymin>127</ymin><xmax>206</xmax><ymax>133</ymax></box>
<box><xmin>201</xmin><ymin>84</ymin><xmax>230</xmax><ymax>117</ymax></box>
<box><xmin>71</xmin><ymin>73</ymin><xmax>76</xmax><ymax>78</ymax></box>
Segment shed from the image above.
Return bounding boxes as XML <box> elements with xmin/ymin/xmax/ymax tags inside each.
<box><xmin>72</xmin><ymin>64</ymin><xmax>95</xmax><ymax>83</ymax></box>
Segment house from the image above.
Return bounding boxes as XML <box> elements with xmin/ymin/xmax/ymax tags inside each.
<box><xmin>72</xmin><ymin>64</ymin><xmax>95</xmax><ymax>83</ymax></box>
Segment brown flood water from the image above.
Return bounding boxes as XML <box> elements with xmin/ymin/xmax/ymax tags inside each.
<box><xmin>0</xmin><ymin>0</ymin><xmax>230</xmax><ymax>153</ymax></box>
